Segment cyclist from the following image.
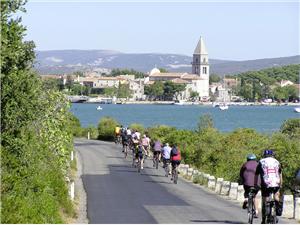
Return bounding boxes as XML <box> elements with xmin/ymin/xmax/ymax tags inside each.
<box><xmin>137</xmin><ymin>141</ymin><xmax>145</xmax><ymax>170</ymax></box>
<box><xmin>152</xmin><ymin>139</ymin><xmax>162</xmax><ymax>167</ymax></box>
<box><xmin>239</xmin><ymin>153</ymin><xmax>260</xmax><ymax>217</ymax></box>
<box><xmin>114</xmin><ymin>125</ymin><xmax>121</xmax><ymax>143</ymax></box>
<box><xmin>141</xmin><ymin>134</ymin><xmax>151</xmax><ymax>158</ymax></box>
<box><xmin>131</xmin><ymin>136</ymin><xmax>140</xmax><ymax>167</ymax></box>
<box><xmin>170</xmin><ymin>145</ymin><xmax>181</xmax><ymax>181</ymax></box>
<box><xmin>161</xmin><ymin>143</ymin><xmax>172</xmax><ymax>176</ymax></box>
<box><xmin>255</xmin><ymin>149</ymin><xmax>283</xmax><ymax>224</ymax></box>
<box><xmin>121</xmin><ymin>128</ymin><xmax>129</xmax><ymax>153</ymax></box>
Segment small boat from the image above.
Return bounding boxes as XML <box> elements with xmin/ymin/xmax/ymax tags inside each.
<box><xmin>96</xmin><ymin>106</ymin><xmax>103</xmax><ymax>111</ymax></box>
<box><xmin>219</xmin><ymin>104</ymin><xmax>229</xmax><ymax>110</ymax></box>
<box><xmin>173</xmin><ymin>100</ymin><xmax>185</xmax><ymax>105</ymax></box>
<box><xmin>294</xmin><ymin>107</ymin><xmax>300</xmax><ymax>113</ymax></box>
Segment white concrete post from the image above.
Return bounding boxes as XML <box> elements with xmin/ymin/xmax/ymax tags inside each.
<box><xmin>71</xmin><ymin>151</ymin><xmax>74</xmax><ymax>161</ymax></box>
<box><xmin>182</xmin><ymin>165</ymin><xmax>189</xmax><ymax>176</ymax></box>
<box><xmin>237</xmin><ymin>185</ymin><xmax>245</xmax><ymax>203</ymax></box>
<box><xmin>295</xmin><ymin>197</ymin><xmax>300</xmax><ymax>220</ymax></box>
<box><xmin>187</xmin><ymin>168</ymin><xmax>194</xmax><ymax>177</ymax></box>
<box><xmin>208</xmin><ymin>176</ymin><xmax>216</xmax><ymax>190</ymax></box>
<box><xmin>220</xmin><ymin>181</ymin><xmax>231</xmax><ymax>196</ymax></box>
<box><xmin>192</xmin><ymin>170</ymin><xmax>199</xmax><ymax>180</ymax></box>
<box><xmin>215</xmin><ymin>178</ymin><xmax>224</xmax><ymax>194</ymax></box>
<box><xmin>70</xmin><ymin>181</ymin><xmax>75</xmax><ymax>200</ymax></box>
<box><xmin>229</xmin><ymin>182</ymin><xmax>238</xmax><ymax>200</ymax></box>
<box><xmin>282</xmin><ymin>195</ymin><xmax>294</xmax><ymax>218</ymax></box>
<box><xmin>87</xmin><ymin>131</ymin><xmax>90</xmax><ymax>140</ymax></box>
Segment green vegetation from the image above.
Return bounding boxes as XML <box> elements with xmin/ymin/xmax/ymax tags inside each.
<box><xmin>1</xmin><ymin>1</ymin><xmax>75</xmax><ymax>223</ymax></box>
<box><xmin>209</xmin><ymin>73</ymin><xmax>221</xmax><ymax>84</ymax></box>
<box><xmin>145</xmin><ymin>81</ymin><xmax>186</xmax><ymax>100</ymax></box>
<box><xmin>233</xmin><ymin>64</ymin><xmax>300</xmax><ymax>102</ymax></box>
<box><xmin>94</xmin><ymin>114</ymin><xmax>300</xmax><ymax>190</ymax></box>
<box><xmin>97</xmin><ymin>117</ymin><xmax>119</xmax><ymax>141</ymax></box>
<box><xmin>110</xmin><ymin>68</ymin><xmax>145</xmax><ymax>78</ymax></box>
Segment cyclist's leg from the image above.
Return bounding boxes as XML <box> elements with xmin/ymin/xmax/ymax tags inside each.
<box><xmin>261</xmin><ymin>187</ymin><xmax>270</xmax><ymax>224</ymax></box>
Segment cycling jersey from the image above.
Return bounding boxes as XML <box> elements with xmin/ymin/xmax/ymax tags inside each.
<box><xmin>171</xmin><ymin>148</ymin><xmax>181</xmax><ymax>161</ymax></box>
<box><xmin>240</xmin><ymin>160</ymin><xmax>259</xmax><ymax>187</ymax></box>
<box><xmin>153</xmin><ymin>141</ymin><xmax>162</xmax><ymax>152</ymax></box>
<box><xmin>115</xmin><ymin>127</ymin><xmax>120</xmax><ymax>135</ymax></box>
<box><xmin>162</xmin><ymin>145</ymin><xmax>171</xmax><ymax>159</ymax></box>
<box><xmin>256</xmin><ymin>157</ymin><xmax>281</xmax><ymax>188</ymax></box>
<box><xmin>142</xmin><ymin>137</ymin><xmax>150</xmax><ymax>146</ymax></box>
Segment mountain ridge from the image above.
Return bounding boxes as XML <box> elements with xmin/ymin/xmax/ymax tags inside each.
<box><xmin>34</xmin><ymin>50</ymin><xmax>300</xmax><ymax>76</ymax></box>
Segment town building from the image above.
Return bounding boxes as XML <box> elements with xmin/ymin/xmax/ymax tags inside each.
<box><xmin>145</xmin><ymin>36</ymin><xmax>210</xmax><ymax>101</ymax></box>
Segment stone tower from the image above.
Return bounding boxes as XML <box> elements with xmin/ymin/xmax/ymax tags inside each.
<box><xmin>192</xmin><ymin>36</ymin><xmax>209</xmax><ymax>80</ymax></box>
<box><xmin>191</xmin><ymin>36</ymin><xmax>210</xmax><ymax>98</ymax></box>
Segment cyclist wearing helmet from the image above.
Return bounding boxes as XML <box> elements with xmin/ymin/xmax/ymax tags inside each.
<box><xmin>240</xmin><ymin>153</ymin><xmax>260</xmax><ymax>217</ymax></box>
<box><xmin>255</xmin><ymin>149</ymin><xmax>283</xmax><ymax>224</ymax></box>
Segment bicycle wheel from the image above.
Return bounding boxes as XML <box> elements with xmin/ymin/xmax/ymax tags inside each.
<box><xmin>247</xmin><ymin>196</ymin><xmax>254</xmax><ymax>224</ymax></box>
<box><xmin>137</xmin><ymin>160</ymin><xmax>141</xmax><ymax>173</ymax></box>
<box><xmin>124</xmin><ymin>146</ymin><xmax>128</xmax><ymax>158</ymax></box>
<box><xmin>155</xmin><ymin>157</ymin><xmax>159</xmax><ymax>169</ymax></box>
<box><xmin>173</xmin><ymin>167</ymin><xmax>178</xmax><ymax>184</ymax></box>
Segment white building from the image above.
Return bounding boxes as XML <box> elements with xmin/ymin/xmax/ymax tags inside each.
<box><xmin>145</xmin><ymin>36</ymin><xmax>210</xmax><ymax>101</ymax></box>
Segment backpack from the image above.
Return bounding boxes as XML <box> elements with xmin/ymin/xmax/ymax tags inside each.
<box><xmin>172</xmin><ymin>147</ymin><xmax>178</xmax><ymax>156</ymax></box>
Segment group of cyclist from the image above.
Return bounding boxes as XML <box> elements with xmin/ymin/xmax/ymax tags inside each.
<box><xmin>116</xmin><ymin>125</ymin><xmax>300</xmax><ymax>223</ymax></box>
<box><xmin>240</xmin><ymin>149</ymin><xmax>300</xmax><ymax>224</ymax></box>
<box><xmin>114</xmin><ymin>125</ymin><xmax>181</xmax><ymax>180</ymax></box>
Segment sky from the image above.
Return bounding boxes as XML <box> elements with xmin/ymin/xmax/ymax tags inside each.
<box><xmin>20</xmin><ymin>0</ymin><xmax>300</xmax><ymax>60</ymax></box>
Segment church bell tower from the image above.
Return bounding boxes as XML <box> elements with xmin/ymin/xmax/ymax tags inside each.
<box><xmin>192</xmin><ymin>36</ymin><xmax>209</xmax><ymax>80</ymax></box>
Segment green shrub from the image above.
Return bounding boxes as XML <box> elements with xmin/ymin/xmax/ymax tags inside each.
<box><xmin>129</xmin><ymin>123</ymin><xmax>145</xmax><ymax>134</ymax></box>
<box><xmin>85</xmin><ymin>125</ymin><xmax>99</xmax><ymax>139</ymax></box>
<box><xmin>280</xmin><ymin>118</ymin><xmax>300</xmax><ymax>139</ymax></box>
<box><xmin>97</xmin><ymin>117</ymin><xmax>119</xmax><ymax>141</ymax></box>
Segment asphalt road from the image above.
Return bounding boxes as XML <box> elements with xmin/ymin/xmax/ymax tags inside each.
<box><xmin>75</xmin><ymin>139</ymin><xmax>291</xmax><ymax>224</ymax></box>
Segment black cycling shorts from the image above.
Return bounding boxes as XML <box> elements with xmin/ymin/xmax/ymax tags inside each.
<box><xmin>171</xmin><ymin>160</ymin><xmax>181</xmax><ymax>168</ymax></box>
<box><xmin>261</xmin><ymin>186</ymin><xmax>280</xmax><ymax>197</ymax></box>
<box><xmin>153</xmin><ymin>151</ymin><xmax>161</xmax><ymax>156</ymax></box>
<box><xmin>243</xmin><ymin>185</ymin><xmax>259</xmax><ymax>198</ymax></box>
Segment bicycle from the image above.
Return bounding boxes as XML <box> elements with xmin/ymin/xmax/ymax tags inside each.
<box><xmin>171</xmin><ymin>163</ymin><xmax>178</xmax><ymax>184</ymax></box>
<box><xmin>123</xmin><ymin>143</ymin><xmax>128</xmax><ymax>158</ymax></box>
<box><xmin>153</xmin><ymin>152</ymin><xmax>159</xmax><ymax>169</ymax></box>
<box><xmin>264</xmin><ymin>188</ymin><xmax>279</xmax><ymax>224</ymax></box>
<box><xmin>115</xmin><ymin>135</ymin><xmax>121</xmax><ymax>144</ymax></box>
<box><xmin>163</xmin><ymin>159</ymin><xmax>170</xmax><ymax>177</ymax></box>
<box><xmin>247</xmin><ymin>187</ymin><xmax>257</xmax><ymax>224</ymax></box>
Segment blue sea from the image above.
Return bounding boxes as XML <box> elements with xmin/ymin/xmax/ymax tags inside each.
<box><xmin>70</xmin><ymin>103</ymin><xmax>299</xmax><ymax>133</ymax></box>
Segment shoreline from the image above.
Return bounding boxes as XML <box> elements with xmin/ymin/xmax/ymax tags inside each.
<box><xmin>73</xmin><ymin>100</ymin><xmax>300</xmax><ymax>106</ymax></box>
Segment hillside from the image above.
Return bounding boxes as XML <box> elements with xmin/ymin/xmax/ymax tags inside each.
<box><xmin>34</xmin><ymin>50</ymin><xmax>300</xmax><ymax>76</ymax></box>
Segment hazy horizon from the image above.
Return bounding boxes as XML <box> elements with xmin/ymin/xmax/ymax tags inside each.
<box><xmin>22</xmin><ymin>1</ymin><xmax>299</xmax><ymax>61</ymax></box>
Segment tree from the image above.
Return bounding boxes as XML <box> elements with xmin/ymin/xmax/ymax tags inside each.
<box><xmin>209</xmin><ymin>73</ymin><xmax>221</xmax><ymax>84</ymax></box>
<box><xmin>163</xmin><ymin>81</ymin><xmax>186</xmax><ymax>100</ymax></box>
<box><xmin>197</xmin><ymin>114</ymin><xmax>214</xmax><ymax>132</ymax></box>
<box><xmin>189</xmin><ymin>90</ymin><xmax>199</xmax><ymax>101</ymax></box>
<box><xmin>159</xmin><ymin>68</ymin><xmax>168</xmax><ymax>73</ymax></box>
<box><xmin>1</xmin><ymin>2</ymin><xmax>74</xmax><ymax>222</ymax></box>
<box><xmin>117</xmin><ymin>83</ymin><xmax>132</xmax><ymax>98</ymax></box>
<box><xmin>110</xmin><ymin>68</ymin><xmax>145</xmax><ymax>78</ymax></box>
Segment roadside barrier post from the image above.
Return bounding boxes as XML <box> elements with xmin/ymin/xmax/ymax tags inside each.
<box><xmin>71</xmin><ymin>151</ymin><xmax>74</xmax><ymax>161</ymax></box>
<box><xmin>208</xmin><ymin>176</ymin><xmax>216</xmax><ymax>190</ymax></box>
<box><xmin>88</xmin><ymin>131</ymin><xmax>90</xmax><ymax>140</ymax></box>
<box><xmin>229</xmin><ymin>182</ymin><xmax>238</xmax><ymax>200</ymax></box>
<box><xmin>220</xmin><ymin>181</ymin><xmax>231</xmax><ymax>196</ymax></box>
<box><xmin>215</xmin><ymin>178</ymin><xmax>224</xmax><ymax>194</ymax></box>
<box><xmin>237</xmin><ymin>185</ymin><xmax>244</xmax><ymax>203</ymax></box>
<box><xmin>282</xmin><ymin>195</ymin><xmax>293</xmax><ymax>218</ymax></box>
<box><xmin>294</xmin><ymin>197</ymin><xmax>300</xmax><ymax>220</ymax></box>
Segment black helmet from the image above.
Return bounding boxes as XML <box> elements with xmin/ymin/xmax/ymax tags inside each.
<box><xmin>263</xmin><ymin>149</ymin><xmax>274</xmax><ymax>157</ymax></box>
